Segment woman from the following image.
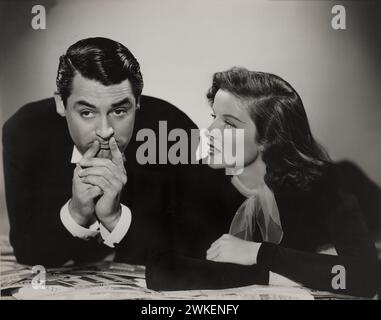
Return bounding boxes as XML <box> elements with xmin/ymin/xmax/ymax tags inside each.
<box><xmin>147</xmin><ymin>68</ymin><xmax>380</xmax><ymax>298</ymax></box>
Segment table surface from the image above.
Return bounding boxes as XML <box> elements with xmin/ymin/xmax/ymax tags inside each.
<box><xmin>0</xmin><ymin>236</ymin><xmax>370</xmax><ymax>300</ymax></box>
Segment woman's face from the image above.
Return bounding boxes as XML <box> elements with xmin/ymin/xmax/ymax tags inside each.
<box><xmin>207</xmin><ymin>89</ymin><xmax>260</xmax><ymax>170</ymax></box>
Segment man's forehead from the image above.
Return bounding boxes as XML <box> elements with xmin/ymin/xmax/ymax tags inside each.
<box><xmin>70</xmin><ymin>73</ymin><xmax>135</xmax><ymax>104</ymax></box>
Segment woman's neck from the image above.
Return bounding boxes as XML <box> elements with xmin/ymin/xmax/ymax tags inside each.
<box><xmin>236</xmin><ymin>155</ymin><xmax>266</xmax><ymax>190</ymax></box>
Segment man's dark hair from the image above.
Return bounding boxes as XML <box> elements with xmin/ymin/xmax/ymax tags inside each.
<box><xmin>56</xmin><ymin>37</ymin><xmax>143</xmax><ymax>106</ymax></box>
<box><xmin>207</xmin><ymin>67</ymin><xmax>331</xmax><ymax>192</ymax></box>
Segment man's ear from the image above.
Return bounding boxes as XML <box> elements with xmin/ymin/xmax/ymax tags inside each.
<box><xmin>136</xmin><ymin>96</ymin><xmax>141</xmax><ymax>110</ymax></box>
<box><xmin>54</xmin><ymin>93</ymin><xmax>66</xmax><ymax>117</ymax></box>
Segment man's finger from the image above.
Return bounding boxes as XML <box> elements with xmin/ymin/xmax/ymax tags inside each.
<box><xmin>73</xmin><ymin>164</ymin><xmax>82</xmax><ymax>181</ymax></box>
<box><xmin>74</xmin><ymin>164</ymin><xmax>81</xmax><ymax>175</ymax></box>
<box><xmin>87</xmin><ymin>186</ymin><xmax>103</xmax><ymax>198</ymax></box>
<box><xmin>109</xmin><ymin>137</ymin><xmax>124</xmax><ymax>166</ymax></box>
<box><xmin>79</xmin><ymin>166</ymin><xmax>123</xmax><ymax>187</ymax></box>
<box><xmin>79</xmin><ymin>158</ymin><xmax>126</xmax><ymax>181</ymax></box>
<box><xmin>83</xmin><ymin>175</ymin><xmax>110</xmax><ymax>191</ymax></box>
<box><xmin>82</xmin><ymin>140</ymin><xmax>100</xmax><ymax>160</ymax></box>
<box><xmin>79</xmin><ymin>158</ymin><xmax>114</xmax><ymax>169</ymax></box>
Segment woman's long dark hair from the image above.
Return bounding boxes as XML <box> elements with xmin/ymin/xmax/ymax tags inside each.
<box><xmin>207</xmin><ymin>67</ymin><xmax>330</xmax><ymax>192</ymax></box>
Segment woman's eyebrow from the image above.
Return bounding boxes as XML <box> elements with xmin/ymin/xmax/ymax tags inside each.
<box><xmin>223</xmin><ymin>114</ymin><xmax>246</xmax><ymax>123</ymax></box>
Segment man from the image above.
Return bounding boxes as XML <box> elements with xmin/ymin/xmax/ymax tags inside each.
<box><xmin>2</xmin><ymin>37</ymin><xmax>196</xmax><ymax>267</ymax></box>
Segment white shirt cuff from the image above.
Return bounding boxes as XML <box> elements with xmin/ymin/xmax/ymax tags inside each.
<box><xmin>99</xmin><ymin>204</ymin><xmax>131</xmax><ymax>248</ymax></box>
<box><xmin>60</xmin><ymin>200</ymin><xmax>100</xmax><ymax>240</ymax></box>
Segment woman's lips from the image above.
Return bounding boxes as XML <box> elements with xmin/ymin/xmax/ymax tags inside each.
<box><xmin>208</xmin><ymin>143</ymin><xmax>221</xmax><ymax>154</ymax></box>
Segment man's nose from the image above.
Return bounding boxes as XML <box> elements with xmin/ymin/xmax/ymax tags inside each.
<box><xmin>95</xmin><ymin>117</ymin><xmax>114</xmax><ymax>140</ymax></box>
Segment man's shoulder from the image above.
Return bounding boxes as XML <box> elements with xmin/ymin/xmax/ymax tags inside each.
<box><xmin>2</xmin><ymin>97</ymin><xmax>68</xmax><ymax>153</ymax></box>
<box><xmin>3</xmin><ymin>97</ymin><xmax>61</xmax><ymax>135</ymax></box>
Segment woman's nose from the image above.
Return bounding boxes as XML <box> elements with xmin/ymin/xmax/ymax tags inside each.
<box><xmin>207</xmin><ymin>118</ymin><xmax>223</xmax><ymax>133</ymax></box>
<box><xmin>95</xmin><ymin>118</ymin><xmax>114</xmax><ymax>140</ymax></box>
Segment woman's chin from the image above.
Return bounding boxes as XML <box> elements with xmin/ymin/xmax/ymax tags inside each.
<box><xmin>206</xmin><ymin>152</ymin><xmax>226</xmax><ymax>169</ymax></box>
<box><xmin>207</xmin><ymin>161</ymin><xmax>227</xmax><ymax>170</ymax></box>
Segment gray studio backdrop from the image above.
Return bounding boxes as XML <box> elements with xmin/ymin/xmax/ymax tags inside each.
<box><xmin>0</xmin><ymin>0</ymin><xmax>380</xmax><ymax>236</ymax></box>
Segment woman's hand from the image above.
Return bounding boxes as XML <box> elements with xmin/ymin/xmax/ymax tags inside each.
<box><xmin>206</xmin><ymin>234</ymin><xmax>261</xmax><ymax>265</ymax></box>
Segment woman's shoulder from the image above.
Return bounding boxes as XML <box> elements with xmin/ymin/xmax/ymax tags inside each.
<box><xmin>278</xmin><ymin>160</ymin><xmax>369</xmax><ymax>210</ymax></box>
<box><xmin>313</xmin><ymin>160</ymin><xmax>381</xmax><ymax>221</ymax></box>
<box><xmin>323</xmin><ymin>160</ymin><xmax>381</xmax><ymax>235</ymax></box>
<box><xmin>320</xmin><ymin>160</ymin><xmax>379</xmax><ymax>193</ymax></box>
<box><xmin>274</xmin><ymin>160</ymin><xmax>361</xmax><ymax>197</ymax></box>
<box><xmin>274</xmin><ymin>160</ymin><xmax>380</xmax><ymax>209</ymax></box>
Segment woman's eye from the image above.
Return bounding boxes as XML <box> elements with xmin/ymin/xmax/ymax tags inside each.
<box><xmin>210</xmin><ymin>113</ymin><xmax>216</xmax><ymax>119</ymax></box>
<box><xmin>113</xmin><ymin>109</ymin><xmax>127</xmax><ymax>116</ymax></box>
<box><xmin>224</xmin><ymin>121</ymin><xmax>236</xmax><ymax>129</ymax></box>
<box><xmin>80</xmin><ymin>110</ymin><xmax>95</xmax><ymax>118</ymax></box>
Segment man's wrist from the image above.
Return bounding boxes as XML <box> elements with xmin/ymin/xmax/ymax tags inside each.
<box><xmin>99</xmin><ymin>205</ymin><xmax>131</xmax><ymax>248</ymax></box>
<box><xmin>68</xmin><ymin>199</ymin><xmax>93</xmax><ymax>227</ymax></box>
<box><xmin>61</xmin><ymin>200</ymin><xmax>99</xmax><ymax>240</ymax></box>
<box><xmin>98</xmin><ymin>206</ymin><xmax>122</xmax><ymax>232</ymax></box>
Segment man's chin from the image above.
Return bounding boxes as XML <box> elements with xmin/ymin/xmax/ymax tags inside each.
<box><xmin>97</xmin><ymin>149</ymin><xmax>112</xmax><ymax>159</ymax></box>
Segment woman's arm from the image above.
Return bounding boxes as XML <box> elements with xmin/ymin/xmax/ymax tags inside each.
<box><xmin>257</xmin><ymin>191</ymin><xmax>379</xmax><ymax>298</ymax></box>
<box><xmin>146</xmin><ymin>250</ymin><xmax>269</xmax><ymax>291</ymax></box>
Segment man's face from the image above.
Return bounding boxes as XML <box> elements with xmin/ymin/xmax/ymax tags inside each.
<box><xmin>56</xmin><ymin>73</ymin><xmax>138</xmax><ymax>159</ymax></box>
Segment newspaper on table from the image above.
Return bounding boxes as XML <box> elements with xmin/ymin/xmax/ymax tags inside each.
<box><xmin>14</xmin><ymin>283</ymin><xmax>314</xmax><ymax>300</ymax></box>
<box><xmin>4</xmin><ymin>262</ymin><xmax>314</xmax><ymax>300</ymax></box>
<box><xmin>1</xmin><ymin>235</ymin><xmax>313</xmax><ymax>300</ymax></box>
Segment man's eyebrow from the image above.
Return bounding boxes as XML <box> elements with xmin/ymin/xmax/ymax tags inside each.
<box><xmin>223</xmin><ymin>114</ymin><xmax>246</xmax><ymax>123</ymax></box>
<box><xmin>112</xmin><ymin>97</ymin><xmax>133</xmax><ymax>107</ymax></box>
<box><xmin>75</xmin><ymin>100</ymin><xmax>96</xmax><ymax>109</ymax></box>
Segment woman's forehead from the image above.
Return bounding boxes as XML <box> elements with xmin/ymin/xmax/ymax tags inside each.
<box><xmin>213</xmin><ymin>89</ymin><xmax>250</xmax><ymax>119</ymax></box>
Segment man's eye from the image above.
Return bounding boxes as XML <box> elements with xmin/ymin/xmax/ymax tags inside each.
<box><xmin>113</xmin><ymin>109</ymin><xmax>127</xmax><ymax>116</ymax></box>
<box><xmin>80</xmin><ymin>110</ymin><xmax>95</xmax><ymax>118</ymax></box>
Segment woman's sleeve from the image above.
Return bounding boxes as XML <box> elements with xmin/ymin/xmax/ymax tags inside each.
<box><xmin>146</xmin><ymin>250</ymin><xmax>269</xmax><ymax>291</ymax></box>
<box><xmin>257</xmin><ymin>191</ymin><xmax>380</xmax><ymax>298</ymax></box>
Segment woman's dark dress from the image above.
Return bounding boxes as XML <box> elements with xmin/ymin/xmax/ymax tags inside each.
<box><xmin>146</xmin><ymin>161</ymin><xmax>381</xmax><ymax>298</ymax></box>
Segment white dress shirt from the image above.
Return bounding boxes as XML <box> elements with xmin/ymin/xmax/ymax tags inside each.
<box><xmin>60</xmin><ymin>146</ymin><xmax>131</xmax><ymax>248</ymax></box>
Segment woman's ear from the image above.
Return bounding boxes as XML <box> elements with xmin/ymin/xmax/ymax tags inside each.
<box><xmin>54</xmin><ymin>93</ymin><xmax>66</xmax><ymax>117</ymax></box>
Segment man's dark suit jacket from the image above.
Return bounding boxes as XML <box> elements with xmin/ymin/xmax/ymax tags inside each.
<box><xmin>2</xmin><ymin>96</ymin><xmax>197</xmax><ymax>267</ymax></box>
